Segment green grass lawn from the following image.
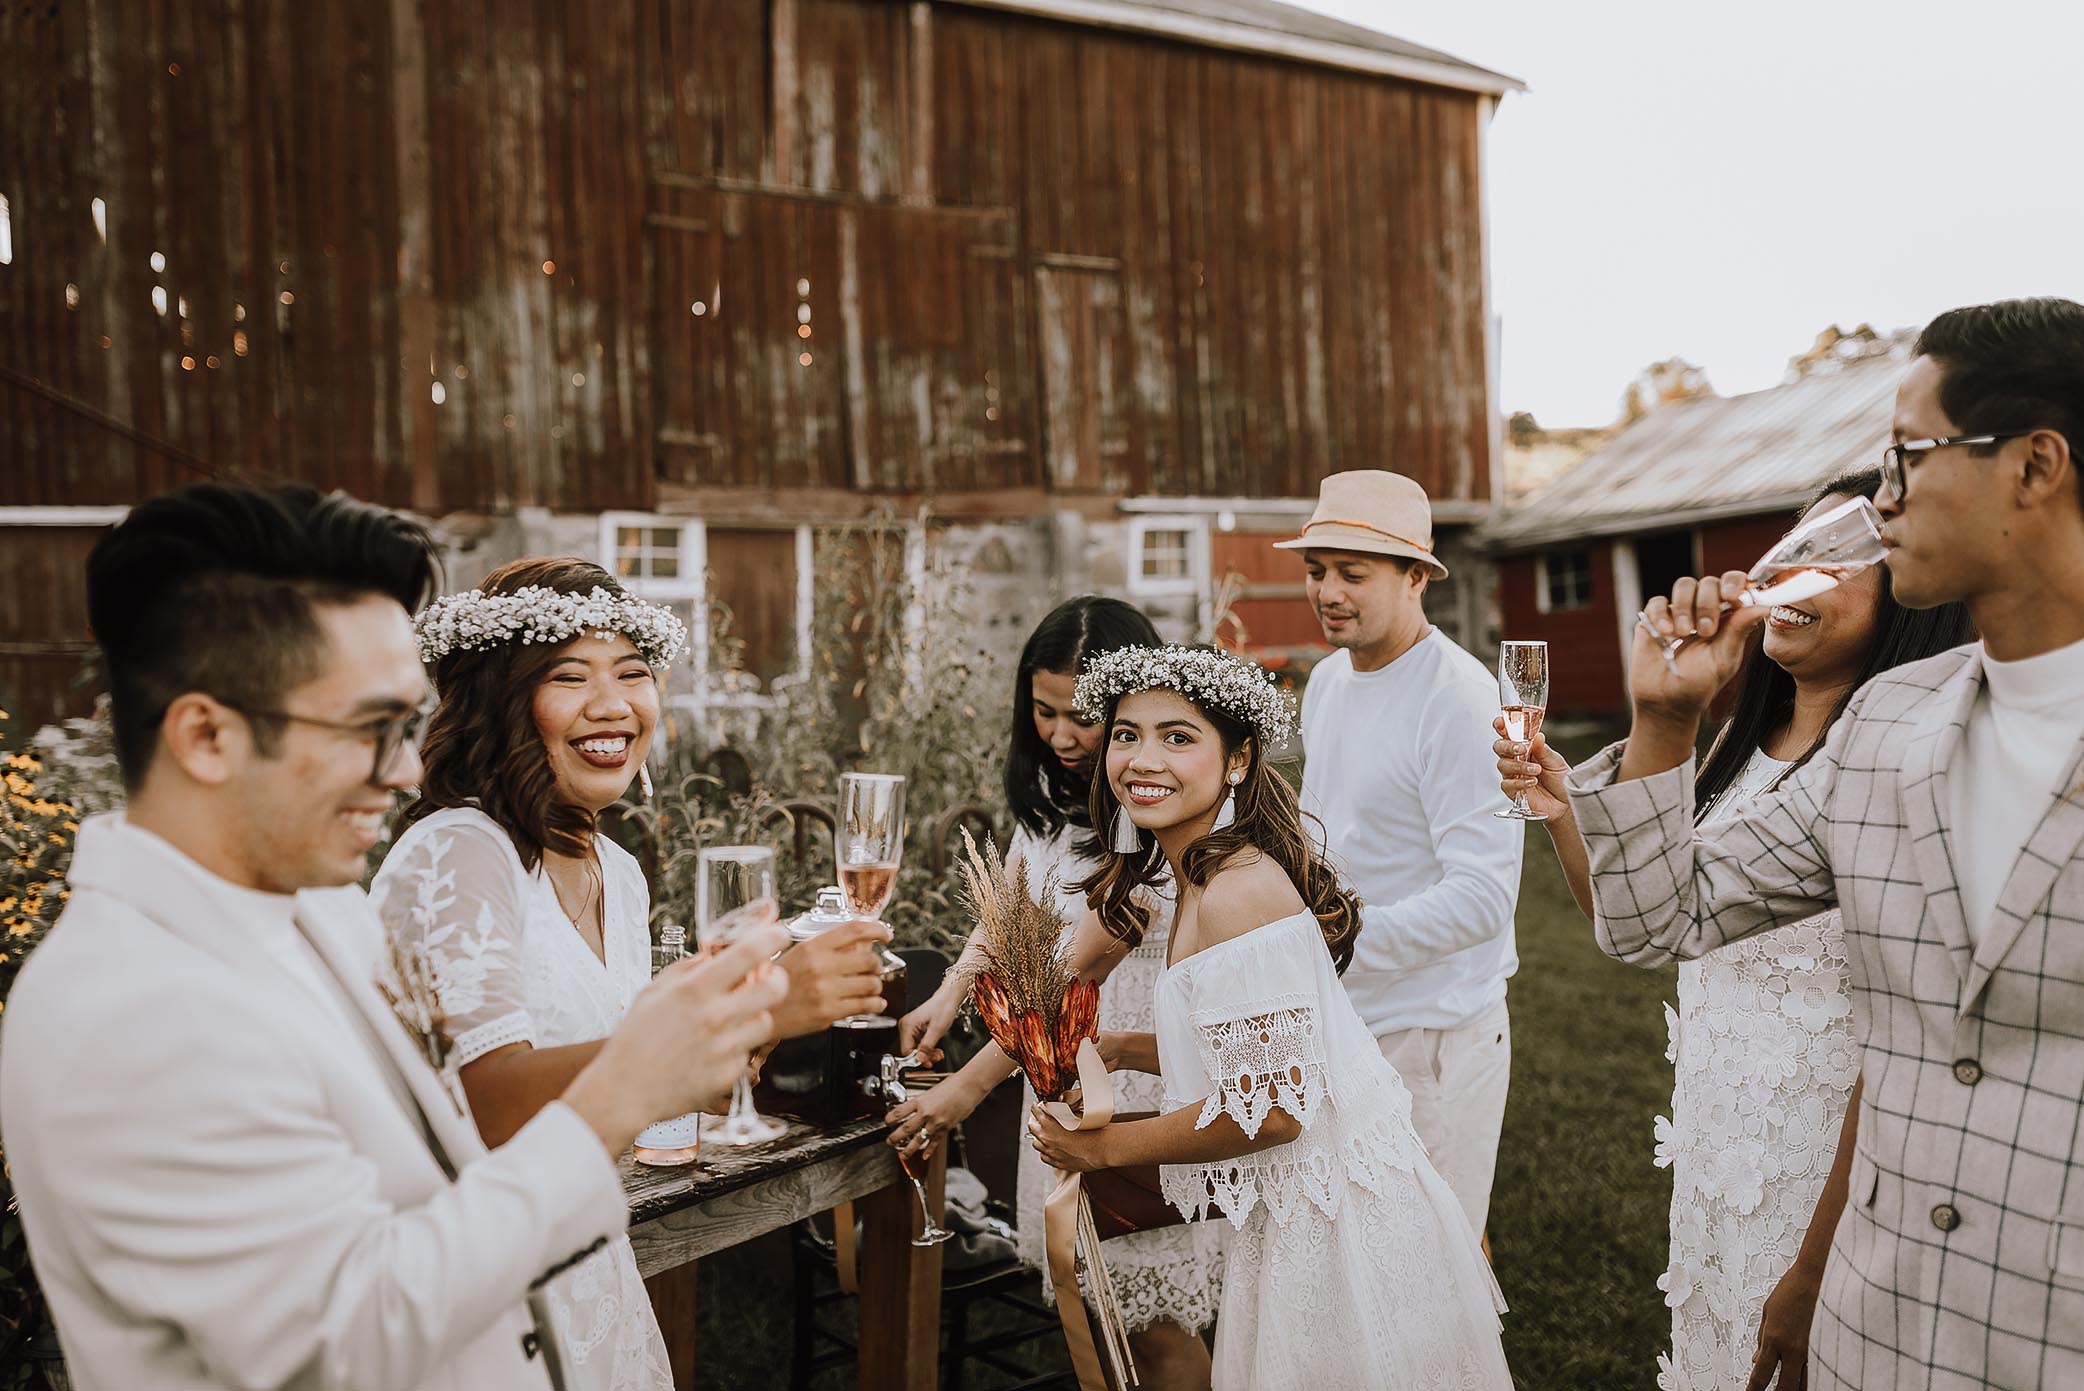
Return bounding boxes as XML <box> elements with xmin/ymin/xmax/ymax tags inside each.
<box><xmin>1492</xmin><ymin>817</ymin><xmax>1679</xmax><ymax>1390</ymax></box>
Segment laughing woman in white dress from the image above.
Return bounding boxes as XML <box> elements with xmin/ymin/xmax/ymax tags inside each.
<box><xmin>373</xmin><ymin>558</ymin><xmax>887</xmax><ymax>1391</ymax></box>
<box><xmin>1031</xmin><ymin>646</ymin><xmax>1512</xmax><ymax>1391</ymax></box>
<box><xmin>889</xmin><ymin>596</ymin><xmax>1226</xmax><ymax>1389</ymax></box>
<box><xmin>1496</xmin><ymin>472</ymin><xmax>1975</xmax><ymax>1390</ymax></box>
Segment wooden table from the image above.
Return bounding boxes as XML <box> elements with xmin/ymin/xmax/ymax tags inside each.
<box><xmin>622</xmin><ymin>1115</ymin><xmax>946</xmax><ymax>1391</ymax></box>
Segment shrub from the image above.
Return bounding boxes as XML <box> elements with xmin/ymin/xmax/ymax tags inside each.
<box><xmin>0</xmin><ymin>707</ymin><xmax>94</xmax><ymax>1388</ymax></box>
<box><xmin>642</xmin><ymin>511</ymin><xmax>1006</xmax><ymax>960</ymax></box>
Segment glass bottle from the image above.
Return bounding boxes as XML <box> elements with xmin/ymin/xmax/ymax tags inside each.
<box><xmin>632</xmin><ymin>923</ymin><xmax>702</xmax><ymax>1166</ymax></box>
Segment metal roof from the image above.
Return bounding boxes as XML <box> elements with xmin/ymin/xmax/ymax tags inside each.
<box><xmin>947</xmin><ymin>0</ymin><xmax>1525</xmax><ymax>95</ymax></box>
<box><xmin>1482</xmin><ymin>348</ymin><xmax>1910</xmax><ymax>552</ymax></box>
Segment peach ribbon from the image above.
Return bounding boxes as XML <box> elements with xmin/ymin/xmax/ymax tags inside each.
<box><xmin>1040</xmin><ymin>1037</ymin><xmax>1136</xmax><ymax>1390</ymax></box>
<box><xmin>1301</xmin><ymin>516</ymin><xmax>1434</xmax><ymax>552</ymax></box>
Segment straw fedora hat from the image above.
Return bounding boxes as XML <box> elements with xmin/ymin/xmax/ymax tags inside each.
<box><xmin>1272</xmin><ymin>470</ymin><xmax>1449</xmax><ymax>579</ymax></box>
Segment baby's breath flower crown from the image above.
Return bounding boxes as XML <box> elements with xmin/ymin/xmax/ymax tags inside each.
<box><xmin>1075</xmin><ymin>645</ymin><xmax>1296</xmax><ymax>749</ymax></box>
<box><xmin>413</xmin><ymin>585</ymin><xmax>688</xmax><ymax>670</ymax></box>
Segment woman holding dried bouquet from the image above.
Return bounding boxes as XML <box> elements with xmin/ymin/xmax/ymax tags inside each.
<box><xmin>1028</xmin><ymin>646</ymin><xmax>1513</xmax><ymax>1391</ymax></box>
<box><xmin>888</xmin><ymin>596</ymin><xmax>1226</xmax><ymax>1388</ymax></box>
<box><xmin>370</xmin><ymin>558</ymin><xmax>888</xmax><ymax>1391</ymax></box>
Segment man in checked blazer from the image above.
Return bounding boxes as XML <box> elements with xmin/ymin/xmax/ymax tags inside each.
<box><xmin>1559</xmin><ymin>298</ymin><xmax>2084</xmax><ymax>1390</ymax></box>
<box><xmin>0</xmin><ymin>485</ymin><xmax>788</xmax><ymax>1390</ymax></box>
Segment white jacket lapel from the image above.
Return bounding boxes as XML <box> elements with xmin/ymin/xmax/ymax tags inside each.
<box><xmin>289</xmin><ymin>897</ymin><xmax>487</xmax><ymax>1175</ymax></box>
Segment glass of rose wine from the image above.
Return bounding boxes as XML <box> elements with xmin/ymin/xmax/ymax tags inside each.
<box><xmin>897</xmin><ymin>1139</ymin><xmax>954</xmax><ymax>1247</ymax></box>
<box><xmin>1495</xmin><ymin>641</ymin><xmax>1549</xmax><ymax>822</ymax></box>
<box><xmin>1636</xmin><ymin>495</ymin><xmax>1887</xmax><ymax>671</ymax></box>
<box><xmin>697</xmin><ymin>845</ymin><xmax>786</xmax><ymax>1146</ymax></box>
<box><xmin>836</xmin><ymin>772</ymin><xmax>906</xmax><ymax>1023</ymax></box>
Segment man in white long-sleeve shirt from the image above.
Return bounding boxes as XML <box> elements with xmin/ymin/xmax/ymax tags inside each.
<box><xmin>1277</xmin><ymin>470</ymin><xmax>1523</xmax><ymax>1236</ymax></box>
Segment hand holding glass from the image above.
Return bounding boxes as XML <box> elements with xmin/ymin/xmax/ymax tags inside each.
<box><xmin>1495</xmin><ymin>641</ymin><xmax>1549</xmax><ymax>822</ymax></box>
<box><xmin>1635</xmin><ymin>496</ymin><xmax>1887</xmax><ymax>671</ymax></box>
<box><xmin>697</xmin><ymin>846</ymin><xmax>786</xmax><ymax>1146</ymax></box>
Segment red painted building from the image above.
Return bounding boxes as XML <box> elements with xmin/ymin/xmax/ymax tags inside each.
<box><xmin>1483</xmin><ymin>345</ymin><xmax>1908</xmax><ymax>718</ymax></box>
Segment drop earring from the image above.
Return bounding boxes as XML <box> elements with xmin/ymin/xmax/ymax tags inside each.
<box><xmin>639</xmin><ymin>762</ymin><xmax>655</xmax><ymax>799</ymax></box>
<box><xmin>1112</xmin><ymin>808</ymin><xmax>1141</xmax><ymax>855</ymax></box>
<box><xmin>1213</xmin><ymin>770</ymin><xmax>1242</xmax><ymax>831</ymax></box>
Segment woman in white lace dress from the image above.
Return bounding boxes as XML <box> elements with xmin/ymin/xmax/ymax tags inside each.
<box><xmin>889</xmin><ymin>597</ymin><xmax>1226</xmax><ymax>1388</ymax></box>
<box><xmin>1496</xmin><ymin>472</ymin><xmax>1975</xmax><ymax>1390</ymax></box>
<box><xmin>372</xmin><ymin>558</ymin><xmax>887</xmax><ymax>1391</ymax></box>
<box><xmin>1031</xmin><ymin>645</ymin><xmax>1512</xmax><ymax>1391</ymax></box>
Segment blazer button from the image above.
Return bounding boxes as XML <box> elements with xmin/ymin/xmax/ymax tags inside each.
<box><xmin>521</xmin><ymin>1330</ymin><xmax>542</xmax><ymax>1359</ymax></box>
<box><xmin>1952</xmin><ymin>1058</ymin><xmax>1981</xmax><ymax>1085</ymax></box>
<box><xmin>1931</xmin><ymin>1203</ymin><xmax>1961</xmax><ymax>1232</ymax></box>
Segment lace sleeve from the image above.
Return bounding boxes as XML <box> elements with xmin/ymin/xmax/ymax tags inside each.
<box><xmin>370</xmin><ymin>816</ymin><xmax>535</xmax><ymax>1068</ymax></box>
<box><xmin>1190</xmin><ymin>994</ymin><xmax>1329</xmax><ymax>1138</ymax></box>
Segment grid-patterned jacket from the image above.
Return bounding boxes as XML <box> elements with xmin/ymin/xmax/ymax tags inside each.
<box><xmin>1567</xmin><ymin>646</ymin><xmax>2084</xmax><ymax>1391</ymax></box>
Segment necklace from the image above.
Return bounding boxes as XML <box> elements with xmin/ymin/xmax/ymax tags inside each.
<box><xmin>549</xmin><ymin>855</ymin><xmax>603</xmax><ymax>937</ymax></box>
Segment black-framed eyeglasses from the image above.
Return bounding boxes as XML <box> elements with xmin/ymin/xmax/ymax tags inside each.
<box><xmin>218</xmin><ymin>695</ymin><xmax>438</xmax><ymax>784</ymax></box>
<box><xmin>1878</xmin><ymin>431</ymin><xmax>2034</xmax><ymax>500</ymax></box>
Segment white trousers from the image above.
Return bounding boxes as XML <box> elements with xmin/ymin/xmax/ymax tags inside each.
<box><xmin>1375</xmin><ymin>997</ymin><xmax>1512</xmax><ymax>1236</ymax></box>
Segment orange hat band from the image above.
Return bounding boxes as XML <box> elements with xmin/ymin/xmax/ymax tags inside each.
<box><xmin>1301</xmin><ymin>517</ymin><xmax>1434</xmax><ymax>553</ymax></box>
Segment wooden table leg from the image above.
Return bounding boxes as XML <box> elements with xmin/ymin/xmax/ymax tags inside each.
<box><xmin>855</xmin><ymin>1147</ymin><xmax>945</xmax><ymax>1391</ymax></box>
<box><xmin>644</xmin><ymin>1260</ymin><xmax>698</xmax><ymax>1389</ymax></box>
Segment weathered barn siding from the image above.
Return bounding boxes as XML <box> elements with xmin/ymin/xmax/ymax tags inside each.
<box><xmin>3</xmin><ymin>0</ymin><xmax>1497</xmax><ymax>514</ymax></box>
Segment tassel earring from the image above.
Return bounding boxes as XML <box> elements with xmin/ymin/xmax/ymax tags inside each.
<box><xmin>1112</xmin><ymin>808</ymin><xmax>1141</xmax><ymax>855</ymax></box>
<box><xmin>639</xmin><ymin>762</ymin><xmax>654</xmax><ymax>800</ymax></box>
<box><xmin>1212</xmin><ymin>770</ymin><xmax>1243</xmax><ymax>831</ymax></box>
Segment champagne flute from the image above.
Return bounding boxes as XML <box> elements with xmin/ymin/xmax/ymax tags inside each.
<box><xmin>698</xmin><ymin>846</ymin><xmax>786</xmax><ymax>1146</ymax></box>
<box><xmin>896</xmin><ymin>1139</ymin><xmax>953</xmax><ymax>1247</ymax></box>
<box><xmin>836</xmin><ymin>772</ymin><xmax>906</xmax><ymax>922</ymax></box>
<box><xmin>1495</xmin><ymin>641</ymin><xmax>1550</xmax><ymax>822</ymax></box>
<box><xmin>1635</xmin><ymin>495</ymin><xmax>1887</xmax><ymax>671</ymax></box>
<box><xmin>632</xmin><ymin>922</ymin><xmax>702</xmax><ymax>1165</ymax></box>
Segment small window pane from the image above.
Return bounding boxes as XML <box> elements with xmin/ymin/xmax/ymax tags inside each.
<box><xmin>1540</xmin><ymin>549</ymin><xmax>1594</xmax><ymax>613</ymax></box>
<box><xmin>1141</xmin><ymin>529</ymin><xmax>1191</xmax><ymax>580</ymax></box>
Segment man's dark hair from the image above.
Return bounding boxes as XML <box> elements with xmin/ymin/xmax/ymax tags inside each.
<box><xmin>1913</xmin><ymin>297</ymin><xmax>2084</xmax><ymax>498</ymax></box>
<box><xmin>87</xmin><ymin>484</ymin><xmax>439</xmax><ymax>788</ymax></box>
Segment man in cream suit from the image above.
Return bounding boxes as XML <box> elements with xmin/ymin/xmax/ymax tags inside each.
<box><xmin>1560</xmin><ymin>298</ymin><xmax>2084</xmax><ymax>1388</ymax></box>
<box><xmin>0</xmin><ymin>484</ymin><xmax>787</xmax><ymax>1389</ymax></box>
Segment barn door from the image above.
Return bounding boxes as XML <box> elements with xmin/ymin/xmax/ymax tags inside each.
<box><xmin>1034</xmin><ymin>265</ymin><xmax>1129</xmax><ymax>494</ymax></box>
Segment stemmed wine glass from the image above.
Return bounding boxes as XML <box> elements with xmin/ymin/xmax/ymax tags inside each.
<box><xmin>697</xmin><ymin>845</ymin><xmax>786</xmax><ymax>1146</ymax></box>
<box><xmin>836</xmin><ymin>773</ymin><xmax>905</xmax><ymax>919</ymax></box>
<box><xmin>1636</xmin><ymin>495</ymin><xmax>1887</xmax><ymax>671</ymax></box>
<box><xmin>897</xmin><ymin>1139</ymin><xmax>953</xmax><ymax>1247</ymax></box>
<box><xmin>835</xmin><ymin>772</ymin><xmax>905</xmax><ymax>1026</ymax></box>
<box><xmin>1495</xmin><ymin>641</ymin><xmax>1549</xmax><ymax>822</ymax></box>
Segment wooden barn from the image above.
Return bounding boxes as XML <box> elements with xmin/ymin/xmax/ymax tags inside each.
<box><xmin>1482</xmin><ymin>342</ymin><xmax>1910</xmax><ymax>717</ymax></box>
<box><xmin>0</xmin><ymin>0</ymin><xmax>1520</xmax><ymax>732</ymax></box>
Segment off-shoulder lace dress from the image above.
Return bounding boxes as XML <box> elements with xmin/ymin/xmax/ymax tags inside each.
<box><xmin>1009</xmin><ymin>825</ymin><xmax>1227</xmax><ymax>1334</ymax></box>
<box><xmin>371</xmin><ymin>807</ymin><xmax>673</xmax><ymax>1391</ymax></box>
<box><xmin>1156</xmin><ymin>911</ymin><xmax>1513</xmax><ymax>1391</ymax></box>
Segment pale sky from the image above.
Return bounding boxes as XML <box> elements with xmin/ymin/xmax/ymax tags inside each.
<box><xmin>1296</xmin><ymin>0</ymin><xmax>2084</xmax><ymax>426</ymax></box>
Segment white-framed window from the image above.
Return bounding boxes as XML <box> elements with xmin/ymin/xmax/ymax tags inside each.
<box><xmin>610</xmin><ymin>522</ymin><xmax>694</xmax><ymax>585</ymax></box>
<box><xmin>599</xmin><ymin>513</ymin><xmax>815</xmax><ymax>725</ymax></box>
<box><xmin>1535</xmin><ymin>548</ymin><xmax>1594</xmax><ymax>614</ymax></box>
<box><xmin>1126</xmin><ymin>517</ymin><xmax>1205</xmax><ymax>598</ymax></box>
